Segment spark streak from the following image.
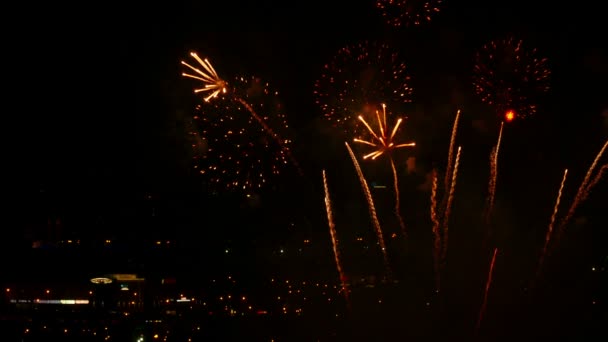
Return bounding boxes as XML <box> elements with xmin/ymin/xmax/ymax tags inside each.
<box><xmin>181</xmin><ymin>52</ymin><xmax>302</xmax><ymax>176</ymax></box>
<box><xmin>444</xmin><ymin>110</ymin><xmax>461</xmax><ymax>193</ymax></box>
<box><xmin>430</xmin><ymin>169</ymin><xmax>442</xmax><ymax>291</ymax></box>
<box><xmin>558</xmin><ymin>139</ymin><xmax>608</xmax><ymax>236</ymax></box>
<box><xmin>484</xmin><ymin>122</ymin><xmax>504</xmax><ymax>226</ymax></box>
<box><xmin>441</xmin><ymin>146</ymin><xmax>461</xmax><ymax>268</ymax></box>
<box><xmin>475</xmin><ymin>247</ymin><xmax>499</xmax><ymax>336</ymax></box>
<box><xmin>346</xmin><ymin>142</ymin><xmax>392</xmax><ymax>278</ymax></box>
<box><xmin>535</xmin><ymin>169</ymin><xmax>568</xmax><ymax>283</ymax></box>
<box><xmin>322</xmin><ymin>170</ymin><xmax>349</xmax><ymax>306</ymax></box>
<box><xmin>181</xmin><ymin>52</ymin><xmax>227</xmax><ymax>102</ymax></box>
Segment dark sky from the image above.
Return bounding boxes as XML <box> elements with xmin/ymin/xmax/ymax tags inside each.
<box><xmin>12</xmin><ymin>0</ymin><xmax>608</xmax><ymax>241</ymax></box>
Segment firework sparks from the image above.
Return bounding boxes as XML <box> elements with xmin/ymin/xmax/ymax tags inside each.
<box><xmin>353</xmin><ymin>103</ymin><xmax>415</xmax><ymax>236</ymax></box>
<box><xmin>322</xmin><ymin>170</ymin><xmax>350</xmax><ymax>306</ymax></box>
<box><xmin>314</xmin><ymin>41</ymin><xmax>412</xmax><ymax>137</ymax></box>
<box><xmin>354</xmin><ymin>104</ymin><xmax>416</xmax><ymax>160</ymax></box>
<box><xmin>181</xmin><ymin>52</ymin><xmax>303</xmax><ymax>189</ymax></box>
<box><xmin>535</xmin><ymin>169</ymin><xmax>568</xmax><ymax>284</ymax></box>
<box><xmin>473</xmin><ymin>37</ymin><xmax>551</xmax><ymax>120</ymax></box>
<box><xmin>188</xmin><ymin>76</ymin><xmax>292</xmax><ymax>192</ymax></box>
<box><xmin>375</xmin><ymin>0</ymin><xmax>443</xmax><ymax>27</ymax></box>
<box><xmin>181</xmin><ymin>52</ymin><xmax>227</xmax><ymax>102</ymax></box>
<box><xmin>346</xmin><ymin>142</ymin><xmax>392</xmax><ymax>279</ymax></box>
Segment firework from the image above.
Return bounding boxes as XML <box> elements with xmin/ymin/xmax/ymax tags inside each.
<box><xmin>314</xmin><ymin>40</ymin><xmax>412</xmax><ymax>137</ymax></box>
<box><xmin>182</xmin><ymin>52</ymin><xmax>302</xmax><ymax>175</ymax></box>
<box><xmin>322</xmin><ymin>170</ymin><xmax>350</xmax><ymax>306</ymax></box>
<box><xmin>181</xmin><ymin>52</ymin><xmax>227</xmax><ymax>102</ymax></box>
<box><xmin>376</xmin><ymin>0</ymin><xmax>443</xmax><ymax>27</ymax></box>
<box><xmin>345</xmin><ymin>142</ymin><xmax>392</xmax><ymax>279</ymax></box>
<box><xmin>473</xmin><ymin>37</ymin><xmax>550</xmax><ymax>120</ymax></box>
<box><xmin>353</xmin><ymin>103</ymin><xmax>416</xmax><ymax>236</ymax></box>
<box><xmin>188</xmin><ymin>76</ymin><xmax>292</xmax><ymax>192</ymax></box>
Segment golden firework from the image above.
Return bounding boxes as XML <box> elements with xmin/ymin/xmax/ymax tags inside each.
<box><xmin>181</xmin><ymin>52</ymin><xmax>227</xmax><ymax>102</ymax></box>
<box><xmin>354</xmin><ymin>103</ymin><xmax>415</xmax><ymax>236</ymax></box>
<box><xmin>354</xmin><ymin>103</ymin><xmax>415</xmax><ymax>159</ymax></box>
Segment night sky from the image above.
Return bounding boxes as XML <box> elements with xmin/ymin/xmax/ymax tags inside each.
<box><xmin>15</xmin><ymin>0</ymin><xmax>605</xmax><ymax>232</ymax></box>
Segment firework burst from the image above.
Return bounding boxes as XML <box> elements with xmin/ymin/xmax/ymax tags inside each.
<box><xmin>181</xmin><ymin>52</ymin><xmax>227</xmax><ymax>102</ymax></box>
<box><xmin>188</xmin><ymin>76</ymin><xmax>292</xmax><ymax>193</ymax></box>
<box><xmin>314</xmin><ymin>40</ymin><xmax>412</xmax><ymax>137</ymax></box>
<box><xmin>376</xmin><ymin>0</ymin><xmax>443</xmax><ymax>27</ymax></box>
<box><xmin>473</xmin><ymin>37</ymin><xmax>550</xmax><ymax>121</ymax></box>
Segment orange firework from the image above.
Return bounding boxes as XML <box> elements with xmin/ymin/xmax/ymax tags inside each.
<box><xmin>188</xmin><ymin>76</ymin><xmax>292</xmax><ymax>192</ymax></box>
<box><xmin>181</xmin><ymin>52</ymin><xmax>302</xmax><ymax>189</ymax></box>
<box><xmin>354</xmin><ymin>103</ymin><xmax>416</xmax><ymax>236</ymax></box>
<box><xmin>314</xmin><ymin>40</ymin><xmax>412</xmax><ymax>137</ymax></box>
<box><xmin>504</xmin><ymin>110</ymin><xmax>516</xmax><ymax>122</ymax></box>
<box><xmin>182</xmin><ymin>52</ymin><xmax>287</xmax><ymax>143</ymax></box>
<box><xmin>473</xmin><ymin>37</ymin><xmax>550</xmax><ymax>119</ymax></box>
<box><xmin>376</xmin><ymin>0</ymin><xmax>443</xmax><ymax>27</ymax></box>
<box><xmin>181</xmin><ymin>52</ymin><xmax>227</xmax><ymax>102</ymax></box>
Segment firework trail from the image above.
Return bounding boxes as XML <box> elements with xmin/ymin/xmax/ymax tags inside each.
<box><xmin>535</xmin><ymin>169</ymin><xmax>568</xmax><ymax>283</ymax></box>
<box><xmin>182</xmin><ymin>52</ymin><xmax>302</xmax><ymax>176</ymax></box>
<box><xmin>346</xmin><ymin>142</ymin><xmax>392</xmax><ymax>278</ymax></box>
<box><xmin>322</xmin><ymin>170</ymin><xmax>350</xmax><ymax>306</ymax></box>
<box><xmin>557</xmin><ymin>139</ymin><xmax>608</xmax><ymax>237</ymax></box>
<box><xmin>484</xmin><ymin>122</ymin><xmax>504</xmax><ymax>225</ymax></box>
<box><xmin>444</xmin><ymin>110</ymin><xmax>461</xmax><ymax>193</ymax></box>
<box><xmin>475</xmin><ymin>247</ymin><xmax>499</xmax><ymax>336</ymax></box>
<box><xmin>584</xmin><ymin>164</ymin><xmax>607</xmax><ymax>196</ymax></box>
<box><xmin>354</xmin><ymin>104</ymin><xmax>416</xmax><ymax>237</ymax></box>
<box><xmin>441</xmin><ymin>146</ymin><xmax>462</xmax><ymax>269</ymax></box>
<box><xmin>430</xmin><ymin>169</ymin><xmax>442</xmax><ymax>291</ymax></box>
<box><xmin>389</xmin><ymin>157</ymin><xmax>408</xmax><ymax>236</ymax></box>
<box><xmin>431</xmin><ymin>110</ymin><xmax>461</xmax><ymax>286</ymax></box>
